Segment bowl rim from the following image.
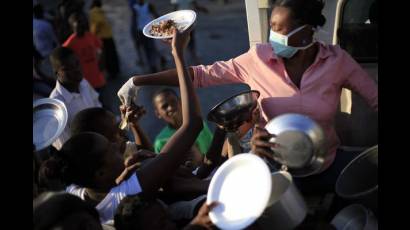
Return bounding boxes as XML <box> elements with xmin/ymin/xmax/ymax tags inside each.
<box><xmin>207</xmin><ymin>153</ymin><xmax>272</xmax><ymax>229</ymax></box>
<box><xmin>264</xmin><ymin>113</ymin><xmax>327</xmax><ymax>177</ymax></box>
<box><xmin>335</xmin><ymin>145</ymin><xmax>378</xmax><ymax>198</ymax></box>
<box><xmin>207</xmin><ymin>90</ymin><xmax>260</xmax><ymax>122</ymax></box>
<box><xmin>33</xmin><ymin>98</ymin><xmax>68</xmax><ymax>151</ymax></box>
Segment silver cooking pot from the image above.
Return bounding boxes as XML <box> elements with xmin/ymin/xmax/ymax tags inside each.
<box><xmin>256</xmin><ymin>170</ymin><xmax>307</xmax><ymax>230</ymax></box>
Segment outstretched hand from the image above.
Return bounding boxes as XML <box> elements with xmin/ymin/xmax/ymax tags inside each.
<box><xmin>161</xmin><ymin>24</ymin><xmax>195</xmax><ymax>55</ymax></box>
<box><xmin>190</xmin><ymin>201</ymin><xmax>219</xmax><ymax>229</ymax></box>
<box><xmin>171</xmin><ymin>23</ymin><xmax>195</xmax><ymax>56</ymax></box>
<box><xmin>119</xmin><ymin>104</ymin><xmax>146</xmax><ymax>124</ymax></box>
<box><xmin>250</xmin><ymin>125</ymin><xmax>278</xmax><ymax>160</ymax></box>
<box><xmin>115</xmin><ymin>150</ymin><xmax>156</xmax><ymax>185</ymax></box>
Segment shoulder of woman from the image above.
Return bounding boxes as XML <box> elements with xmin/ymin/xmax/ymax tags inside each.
<box><xmin>250</xmin><ymin>43</ymin><xmax>275</xmax><ymax>61</ymax></box>
<box><xmin>319</xmin><ymin>43</ymin><xmax>350</xmax><ymax>59</ymax></box>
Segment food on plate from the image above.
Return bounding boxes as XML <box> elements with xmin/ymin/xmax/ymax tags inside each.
<box><xmin>149</xmin><ymin>19</ymin><xmax>185</xmax><ymax>37</ymax></box>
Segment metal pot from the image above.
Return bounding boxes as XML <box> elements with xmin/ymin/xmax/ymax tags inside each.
<box><xmin>331</xmin><ymin>204</ymin><xmax>378</xmax><ymax>230</ymax></box>
<box><xmin>256</xmin><ymin>170</ymin><xmax>308</xmax><ymax>230</ymax></box>
<box><xmin>207</xmin><ymin>90</ymin><xmax>260</xmax><ymax>132</ymax></box>
<box><xmin>335</xmin><ymin>145</ymin><xmax>378</xmax><ymax>216</ymax></box>
<box><xmin>264</xmin><ymin>113</ymin><xmax>328</xmax><ymax>177</ymax></box>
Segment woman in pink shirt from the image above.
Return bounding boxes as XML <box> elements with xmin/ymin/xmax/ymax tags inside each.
<box><xmin>119</xmin><ymin>0</ymin><xmax>377</xmax><ymax>193</ymax></box>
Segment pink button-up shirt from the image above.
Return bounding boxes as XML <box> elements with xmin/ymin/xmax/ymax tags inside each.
<box><xmin>192</xmin><ymin>42</ymin><xmax>378</xmax><ymax>170</ymax></box>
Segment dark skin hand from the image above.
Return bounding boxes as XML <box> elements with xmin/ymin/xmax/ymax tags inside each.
<box><xmin>189</xmin><ymin>202</ymin><xmax>219</xmax><ymax>230</ymax></box>
<box><xmin>119</xmin><ymin>103</ymin><xmax>153</xmax><ymax>151</ymax></box>
<box><xmin>250</xmin><ymin>125</ymin><xmax>279</xmax><ymax>160</ymax></box>
<box><xmin>115</xmin><ymin>150</ymin><xmax>156</xmax><ymax>185</ymax></box>
<box><xmin>119</xmin><ymin>104</ymin><xmax>146</xmax><ymax>124</ymax></box>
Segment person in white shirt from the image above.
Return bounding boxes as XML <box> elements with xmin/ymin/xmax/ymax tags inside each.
<box><xmin>39</xmin><ymin>26</ymin><xmax>204</xmax><ymax>225</ymax></box>
<box><xmin>33</xmin><ymin>4</ymin><xmax>58</xmax><ymax>58</ymax></box>
<box><xmin>49</xmin><ymin>47</ymin><xmax>102</xmax><ymax>150</ymax></box>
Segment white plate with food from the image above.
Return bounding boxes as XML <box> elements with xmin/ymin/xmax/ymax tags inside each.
<box><xmin>207</xmin><ymin>154</ymin><xmax>272</xmax><ymax>230</ymax></box>
<box><xmin>143</xmin><ymin>10</ymin><xmax>196</xmax><ymax>39</ymax></box>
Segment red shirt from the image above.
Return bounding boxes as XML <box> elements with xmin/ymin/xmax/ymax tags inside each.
<box><xmin>63</xmin><ymin>32</ymin><xmax>106</xmax><ymax>88</ymax></box>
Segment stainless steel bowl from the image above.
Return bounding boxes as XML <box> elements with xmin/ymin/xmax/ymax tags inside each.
<box><xmin>336</xmin><ymin>145</ymin><xmax>378</xmax><ymax>215</ymax></box>
<box><xmin>331</xmin><ymin>204</ymin><xmax>378</xmax><ymax>230</ymax></box>
<box><xmin>264</xmin><ymin>113</ymin><xmax>328</xmax><ymax>177</ymax></box>
<box><xmin>33</xmin><ymin>98</ymin><xmax>68</xmax><ymax>151</ymax></box>
<box><xmin>207</xmin><ymin>90</ymin><xmax>260</xmax><ymax>132</ymax></box>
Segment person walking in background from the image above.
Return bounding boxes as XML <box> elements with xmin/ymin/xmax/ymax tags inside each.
<box><xmin>63</xmin><ymin>12</ymin><xmax>106</xmax><ymax>91</ymax></box>
<box><xmin>172</xmin><ymin>0</ymin><xmax>209</xmax><ymax>65</ymax></box>
<box><xmin>49</xmin><ymin>47</ymin><xmax>102</xmax><ymax>150</ymax></box>
<box><xmin>33</xmin><ymin>4</ymin><xmax>59</xmax><ymax>59</ymax></box>
<box><xmin>132</xmin><ymin>0</ymin><xmax>166</xmax><ymax>72</ymax></box>
<box><xmin>55</xmin><ymin>0</ymin><xmax>86</xmax><ymax>43</ymax></box>
<box><xmin>89</xmin><ymin>0</ymin><xmax>120</xmax><ymax>79</ymax></box>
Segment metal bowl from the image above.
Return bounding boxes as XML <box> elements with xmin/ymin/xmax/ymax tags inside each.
<box><xmin>331</xmin><ymin>204</ymin><xmax>378</xmax><ymax>230</ymax></box>
<box><xmin>33</xmin><ymin>98</ymin><xmax>68</xmax><ymax>151</ymax></box>
<box><xmin>335</xmin><ymin>145</ymin><xmax>378</xmax><ymax>215</ymax></box>
<box><xmin>264</xmin><ymin>113</ymin><xmax>327</xmax><ymax>177</ymax></box>
<box><xmin>207</xmin><ymin>90</ymin><xmax>260</xmax><ymax>132</ymax></box>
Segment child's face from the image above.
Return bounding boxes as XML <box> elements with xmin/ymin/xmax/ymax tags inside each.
<box><xmin>55</xmin><ymin>55</ymin><xmax>83</xmax><ymax>85</ymax></box>
<box><xmin>154</xmin><ymin>93</ymin><xmax>182</xmax><ymax>128</ymax></box>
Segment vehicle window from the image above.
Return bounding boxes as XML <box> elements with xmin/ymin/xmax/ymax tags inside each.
<box><xmin>338</xmin><ymin>0</ymin><xmax>378</xmax><ymax>62</ymax></box>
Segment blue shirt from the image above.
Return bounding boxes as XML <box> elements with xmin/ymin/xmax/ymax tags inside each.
<box><xmin>33</xmin><ymin>18</ymin><xmax>58</xmax><ymax>57</ymax></box>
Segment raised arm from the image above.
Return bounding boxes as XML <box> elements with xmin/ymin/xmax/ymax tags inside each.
<box><xmin>137</xmin><ymin>26</ymin><xmax>203</xmax><ymax>194</ymax></box>
<box><xmin>196</xmin><ymin>127</ymin><xmax>227</xmax><ymax>179</ymax></box>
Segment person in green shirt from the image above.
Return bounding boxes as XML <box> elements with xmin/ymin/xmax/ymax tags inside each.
<box><xmin>152</xmin><ymin>88</ymin><xmax>213</xmax><ymax>167</ymax></box>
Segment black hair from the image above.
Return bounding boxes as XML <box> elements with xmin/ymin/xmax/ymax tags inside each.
<box><xmin>71</xmin><ymin>107</ymin><xmax>114</xmax><ymax>137</ymax></box>
<box><xmin>34</xmin><ymin>192</ymin><xmax>101</xmax><ymax>230</ymax></box>
<box><xmin>91</xmin><ymin>0</ymin><xmax>102</xmax><ymax>8</ymax></box>
<box><xmin>38</xmin><ymin>132</ymin><xmax>109</xmax><ymax>188</ymax></box>
<box><xmin>69</xmin><ymin>11</ymin><xmax>89</xmax><ymax>36</ymax></box>
<box><xmin>272</xmin><ymin>0</ymin><xmax>326</xmax><ymax>27</ymax></box>
<box><xmin>50</xmin><ymin>46</ymin><xmax>76</xmax><ymax>71</ymax></box>
<box><xmin>151</xmin><ymin>88</ymin><xmax>179</xmax><ymax>105</ymax></box>
<box><xmin>33</xmin><ymin>147</ymin><xmax>41</xmax><ymax>198</ymax></box>
<box><xmin>114</xmin><ymin>194</ymin><xmax>156</xmax><ymax>230</ymax></box>
<box><xmin>33</xmin><ymin>4</ymin><xmax>44</xmax><ymax>19</ymax></box>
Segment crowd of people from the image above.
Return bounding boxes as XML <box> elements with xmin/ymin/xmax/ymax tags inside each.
<box><xmin>34</xmin><ymin>0</ymin><xmax>378</xmax><ymax>229</ymax></box>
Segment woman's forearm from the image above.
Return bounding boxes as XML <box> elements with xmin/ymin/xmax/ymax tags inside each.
<box><xmin>132</xmin><ymin>67</ymin><xmax>195</xmax><ymax>87</ymax></box>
